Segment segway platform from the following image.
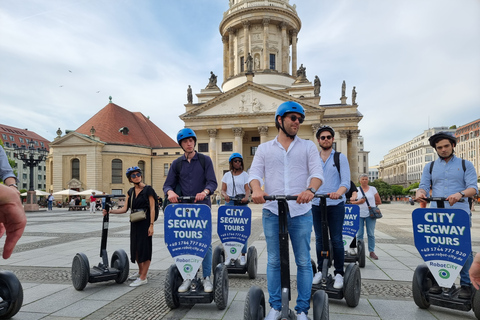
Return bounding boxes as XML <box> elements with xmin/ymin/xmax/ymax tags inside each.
<box><xmin>412</xmin><ymin>197</ymin><xmax>479</xmax><ymax>318</ymax></box>
<box><xmin>164</xmin><ymin>199</ymin><xmax>228</xmax><ymax>310</ymax></box>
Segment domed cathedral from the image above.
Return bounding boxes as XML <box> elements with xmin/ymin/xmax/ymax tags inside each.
<box><xmin>182</xmin><ymin>0</ymin><xmax>364</xmax><ymax>183</ymax></box>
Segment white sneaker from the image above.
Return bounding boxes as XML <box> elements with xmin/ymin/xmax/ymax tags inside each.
<box><xmin>240</xmin><ymin>255</ymin><xmax>246</xmax><ymax>266</ymax></box>
<box><xmin>265</xmin><ymin>308</ymin><xmax>281</xmax><ymax>320</ymax></box>
<box><xmin>296</xmin><ymin>312</ymin><xmax>309</xmax><ymax>320</ymax></box>
<box><xmin>312</xmin><ymin>271</ymin><xmax>322</xmax><ymax>284</ymax></box>
<box><xmin>225</xmin><ymin>259</ymin><xmax>232</xmax><ymax>266</ymax></box>
<box><xmin>348</xmin><ymin>248</ymin><xmax>357</xmax><ymax>255</ymax></box>
<box><xmin>203</xmin><ymin>276</ymin><xmax>213</xmax><ymax>293</ymax></box>
<box><xmin>128</xmin><ymin>272</ymin><xmax>139</xmax><ymax>280</ymax></box>
<box><xmin>333</xmin><ymin>274</ymin><xmax>344</xmax><ymax>289</ymax></box>
<box><xmin>129</xmin><ymin>277</ymin><xmax>147</xmax><ymax>287</ymax></box>
<box><xmin>178</xmin><ymin>279</ymin><xmax>191</xmax><ymax>293</ymax></box>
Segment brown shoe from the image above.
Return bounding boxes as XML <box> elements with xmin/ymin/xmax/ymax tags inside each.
<box><xmin>369</xmin><ymin>252</ymin><xmax>378</xmax><ymax>260</ymax></box>
<box><xmin>458</xmin><ymin>286</ymin><xmax>472</xmax><ymax>299</ymax></box>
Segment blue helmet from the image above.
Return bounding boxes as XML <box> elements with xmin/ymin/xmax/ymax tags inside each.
<box><xmin>126</xmin><ymin>166</ymin><xmax>142</xmax><ymax>179</ymax></box>
<box><xmin>177</xmin><ymin>128</ymin><xmax>197</xmax><ymax>145</ymax></box>
<box><xmin>275</xmin><ymin>101</ymin><xmax>305</xmax><ymax>123</ymax></box>
<box><xmin>229</xmin><ymin>153</ymin><xmax>243</xmax><ymax>163</ymax></box>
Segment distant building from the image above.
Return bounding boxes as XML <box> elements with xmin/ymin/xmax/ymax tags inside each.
<box><xmin>356</xmin><ymin>136</ymin><xmax>369</xmax><ymax>176</ymax></box>
<box><xmin>369</xmin><ymin>165</ymin><xmax>379</xmax><ymax>182</ymax></box>
<box><xmin>0</xmin><ymin>124</ymin><xmax>50</xmax><ymax>190</ymax></box>
<box><xmin>455</xmin><ymin>118</ymin><xmax>480</xmax><ymax>178</ymax></box>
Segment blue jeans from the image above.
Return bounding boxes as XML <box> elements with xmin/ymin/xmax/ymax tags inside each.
<box><xmin>202</xmin><ymin>245</ymin><xmax>212</xmax><ymax>278</ymax></box>
<box><xmin>460</xmin><ymin>252</ymin><xmax>473</xmax><ymax>286</ymax></box>
<box><xmin>263</xmin><ymin>208</ymin><xmax>313</xmax><ymax>314</ymax></box>
<box><xmin>357</xmin><ymin>216</ymin><xmax>376</xmax><ymax>253</ymax></box>
<box><xmin>48</xmin><ymin>201</ymin><xmax>53</xmax><ymax>210</ymax></box>
<box><xmin>226</xmin><ymin>201</ymin><xmax>248</xmax><ymax>254</ymax></box>
<box><xmin>312</xmin><ymin>203</ymin><xmax>345</xmax><ymax>276</ymax></box>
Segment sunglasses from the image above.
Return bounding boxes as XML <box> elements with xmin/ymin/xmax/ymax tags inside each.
<box><xmin>232</xmin><ymin>159</ymin><xmax>242</xmax><ymax>163</ymax></box>
<box><xmin>130</xmin><ymin>173</ymin><xmax>142</xmax><ymax>178</ymax></box>
<box><xmin>320</xmin><ymin>135</ymin><xmax>333</xmax><ymax>140</ymax></box>
<box><xmin>287</xmin><ymin>114</ymin><xmax>304</xmax><ymax>124</ymax></box>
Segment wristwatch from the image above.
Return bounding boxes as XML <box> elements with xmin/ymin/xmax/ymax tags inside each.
<box><xmin>459</xmin><ymin>191</ymin><xmax>465</xmax><ymax>197</ymax></box>
<box><xmin>306</xmin><ymin>187</ymin><xmax>316</xmax><ymax>194</ymax></box>
<box><xmin>8</xmin><ymin>184</ymin><xmax>18</xmax><ymax>189</ymax></box>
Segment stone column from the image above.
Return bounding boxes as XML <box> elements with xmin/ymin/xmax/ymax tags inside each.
<box><xmin>258</xmin><ymin>126</ymin><xmax>269</xmax><ymax>144</ymax></box>
<box><xmin>232</xmin><ymin>127</ymin><xmax>244</xmax><ymax>153</ymax></box>
<box><xmin>222</xmin><ymin>35</ymin><xmax>229</xmax><ymax>82</ymax></box>
<box><xmin>263</xmin><ymin>18</ymin><xmax>270</xmax><ymax>70</ymax></box>
<box><xmin>228</xmin><ymin>28</ymin><xmax>235</xmax><ymax>77</ymax></box>
<box><xmin>281</xmin><ymin>22</ymin><xmax>288</xmax><ymax>73</ymax></box>
<box><xmin>291</xmin><ymin>29</ymin><xmax>298</xmax><ymax>75</ymax></box>
<box><xmin>347</xmin><ymin>130</ymin><xmax>360</xmax><ymax>182</ymax></box>
<box><xmin>207</xmin><ymin>129</ymin><xmax>217</xmax><ymax>168</ymax></box>
<box><xmin>312</xmin><ymin>123</ymin><xmax>321</xmax><ymax>144</ymax></box>
<box><xmin>243</xmin><ymin>21</ymin><xmax>250</xmax><ymax>61</ymax></box>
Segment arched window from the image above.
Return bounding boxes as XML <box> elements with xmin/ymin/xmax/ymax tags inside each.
<box><xmin>112</xmin><ymin>159</ymin><xmax>122</xmax><ymax>184</ymax></box>
<box><xmin>72</xmin><ymin>158</ymin><xmax>80</xmax><ymax>179</ymax></box>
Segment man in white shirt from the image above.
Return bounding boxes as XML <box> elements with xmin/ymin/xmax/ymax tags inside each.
<box><xmin>248</xmin><ymin>101</ymin><xmax>323</xmax><ymax>320</ymax></box>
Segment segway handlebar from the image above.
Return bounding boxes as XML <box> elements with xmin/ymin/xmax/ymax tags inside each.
<box><xmin>93</xmin><ymin>194</ymin><xmax>125</xmax><ymax>199</ymax></box>
<box><xmin>176</xmin><ymin>196</ymin><xmax>197</xmax><ymax>203</ymax></box>
<box><xmin>263</xmin><ymin>194</ymin><xmax>334</xmax><ymax>201</ymax></box>
<box><xmin>417</xmin><ymin>197</ymin><xmax>465</xmax><ymax>203</ymax></box>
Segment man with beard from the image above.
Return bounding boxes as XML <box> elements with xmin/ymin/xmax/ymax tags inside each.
<box><xmin>416</xmin><ymin>131</ymin><xmax>478</xmax><ymax>299</ymax></box>
<box><xmin>311</xmin><ymin>125</ymin><xmax>351</xmax><ymax>288</ymax></box>
<box><xmin>248</xmin><ymin>101</ymin><xmax>323</xmax><ymax>320</ymax></box>
<box><xmin>163</xmin><ymin>128</ymin><xmax>218</xmax><ymax>294</ymax></box>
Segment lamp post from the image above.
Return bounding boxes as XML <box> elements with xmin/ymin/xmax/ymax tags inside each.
<box><xmin>14</xmin><ymin>140</ymin><xmax>48</xmax><ymax>212</ymax></box>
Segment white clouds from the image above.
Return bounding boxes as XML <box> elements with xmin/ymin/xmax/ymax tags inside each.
<box><xmin>0</xmin><ymin>0</ymin><xmax>479</xmax><ymax>166</ymax></box>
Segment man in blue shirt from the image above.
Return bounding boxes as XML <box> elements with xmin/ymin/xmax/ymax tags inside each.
<box><xmin>0</xmin><ymin>146</ymin><xmax>18</xmax><ymax>192</ymax></box>
<box><xmin>311</xmin><ymin>126</ymin><xmax>351</xmax><ymax>289</ymax></box>
<box><xmin>163</xmin><ymin>128</ymin><xmax>218</xmax><ymax>294</ymax></box>
<box><xmin>416</xmin><ymin>131</ymin><xmax>478</xmax><ymax>299</ymax></box>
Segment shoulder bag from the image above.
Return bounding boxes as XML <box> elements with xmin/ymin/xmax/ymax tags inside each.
<box><xmin>359</xmin><ymin>186</ymin><xmax>382</xmax><ymax>219</ymax></box>
<box><xmin>129</xmin><ymin>188</ymin><xmax>146</xmax><ymax>223</ymax></box>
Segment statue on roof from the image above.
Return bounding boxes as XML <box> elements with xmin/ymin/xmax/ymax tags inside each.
<box><xmin>206</xmin><ymin>71</ymin><xmax>218</xmax><ymax>89</ymax></box>
<box><xmin>314</xmin><ymin>76</ymin><xmax>321</xmax><ymax>97</ymax></box>
<box><xmin>341</xmin><ymin>81</ymin><xmax>346</xmax><ymax>97</ymax></box>
<box><xmin>246</xmin><ymin>53</ymin><xmax>253</xmax><ymax>73</ymax></box>
<box><xmin>187</xmin><ymin>85</ymin><xmax>193</xmax><ymax>104</ymax></box>
<box><xmin>352</xmin><ymin>86</ymin><xmax>357</xmax><ymax>105</ymax></box>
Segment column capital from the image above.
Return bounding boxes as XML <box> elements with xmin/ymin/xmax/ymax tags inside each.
<box><xmin>263</xmin><ymin>18</ymin><xmax>271</xmax><ymax>26</ymax></box>
<box><xmin>222</xmin><ymin>35</ymin><xmax>229</xmax><ymax>43</ymax></box>
<box><xmin>207</xmin><ymin>129</ymin><xmax>217</xmax><ymax>137</ymax></box>
<box><xmin>227</xmin><ymin>27</ymin><xmax>236</xmax><ymax>35</ymax></box>
<box><xmin>242</xmin><ymin>21</ymin><xmax>250</xmax><ymax>28</ymax></box>
<box><xmin>280</xmin><ymin>21</ymin><xmax>288</xmax><ymax>29</ymax></box>
<box><xmin>338</xmin><ymin>130</ymin><xmax>349</xmax><ymax>139</ymax></box>
<box><xmin>290</xmin><ymin>29</ymin><xmax>298</xmax><ymax>36</ymax></box>
<box><xmin>312</xmin><ymin>123</ymin><xmax>321</xmax><ymax>135</ymax></box>
<box><xmin>258</xmin><ymin>126</ymin><xmax>269</xmax><ymax>135</ymax></box>
<box><xmin>349</xmin><ymin>130</ymin><xmax>360</xmax><ymax>139</ymax></box>
<box><xmin>232</xmin><ymin>127</ymin><xmax>244</xmax><ymax>137</ymax></box>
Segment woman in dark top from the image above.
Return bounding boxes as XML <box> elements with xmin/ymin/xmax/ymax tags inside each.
<box><xmin>103</xmin><ymin>166</ymin><xmax>155</xmax><ymax>287</ymax></box>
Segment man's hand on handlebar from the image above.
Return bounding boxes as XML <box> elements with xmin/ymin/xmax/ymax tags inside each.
<box><xmin>296</xmin><ymin>190</ymin><xmax>314</xmax><ymax>204</ymax></box>
<box><xmin>167</xmin><ymin>191</ymin><xmax>179</xmax><ymax>204</ymax></box>
<box><xmin>446</xmin><ymin>192</ymin><xmax>463</xmax><ymax>207</ymax></box>
<box><xmin>251</xmin><ymin>190</ymin><xmax>267</xmax><ymax>204</ymax></box>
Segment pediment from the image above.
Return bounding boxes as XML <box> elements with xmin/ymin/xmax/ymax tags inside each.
<box><xmin>181</xmin><ymin>82</ymin><xmax>322</xmax><ymax>119</ymax></box>
<box><xmin>50</xmin><ymin>132</ymin><xmax>105</xmax><ymax>147</ymax></box>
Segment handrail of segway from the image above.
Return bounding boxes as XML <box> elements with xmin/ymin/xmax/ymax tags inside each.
<box><xmin>263</xmin><ymin>194</ymin><xmax>334</xmax><ymax>201</ymax></box>
<box><xmin>176</xmin><ymin>196</ymin><xmax>197</xmax><ymax>203</ymax></box>
<box><xmin>93</xmin><ymin>194</ymin><xmax>125</xmax><ymax>199</ymax></box>
<box><xmin>418</xmin><ymin>197</ymin><xmax>465</xmax><ymax>203</ymax></box>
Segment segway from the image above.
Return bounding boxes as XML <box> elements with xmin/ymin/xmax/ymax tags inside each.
<box><xmin>0</xmin><ymin>271</ymin><xmax>23</xmax><ymax>319</ymax></box>
<box><xmin>412</xmin><ymin>197</ymin><xmax>479</xmax><ymax>319</ymax></box>
<box><xmin>164</xmin><ymin>196</ymin><xmax>228</xmax><ymax>310</ymax></box>
<box><xmin>342</xmin><ymin>204</ymin><xmax>366</xmax><ymax>268</ymax></box>
<box><xmin>71</xmin><ymin>194</ymin><xmax>129</xmax><ymax>291</ymax></box>
<box><xmin>244</xmin><ymin>195</ymin><xmax>329</xmax><ymax>320</ymax></box>
<box><xmin>311</xmin><ymin>195</ymin><xmax>361</xmax><ymax>308</ymax></box>
<box><xmin>213</xmin><ymin>195</ymin><xmax>258</xmax><ymax>279</ymax></box>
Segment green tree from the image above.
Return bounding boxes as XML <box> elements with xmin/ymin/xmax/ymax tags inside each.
<box><xmin>404</xmin><ymin>182</ymin><xmax>419</xmax><ymax>194</ymax></box>
<box><xmin>449</xmin><ymin>125</ymin><xmax>457</xmax><ymax>129</ymax></box>
<box><xmin>391</xmin><ymin>185</ymin><xmax>404</xmax><ymax>196</ymax></box>
<box><xmin>369</xmin><ymin>180</ymin><xmax>393</xmax><ymax>199</ymax></box>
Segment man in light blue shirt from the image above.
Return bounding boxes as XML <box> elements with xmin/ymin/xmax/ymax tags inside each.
<box><xmin>311</xmin><ymin>126</ymin><xmax>351</xmax><ymax>289</ymax></box>
<box><xmin>249</xmin><ymin>101</ymin><xmax>323</xmax><ymax>320</ymax></box>
<box><xmin>0</xmin><ymin>146</ymin><xmax>18</xmax><ymax>192</ymax></box>
<box><xmin>417</xmin><ymin>131</ymin><xmax>478</xmax><ymax>299</ymax></box>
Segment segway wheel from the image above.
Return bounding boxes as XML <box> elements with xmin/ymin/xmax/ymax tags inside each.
<box><xmin>412</xmin><ymin>264</ymin><xmax>431</xmax><ymax>309</ymax></box>
<box><xmin>343</xmin><ymin>263</ymin><xmax>361</xmax><ymax>307</ymax></box>
<box><xmin>473</xmin><ymin>286</ymin><xmax>480</xmax><ymax>320</ymax></box>
<box><xmin>214</xmin><ymin>264</ymin><xmax>229</xmax><ymax>310</ymax></box>
<box><xmin>164</xmin><ymin>264</ymin><xmax>182</xmax><ymax>309</ymax></box>
<box><xmin>247</xmin><ymin>246</ymin><xmax>257</xmax><ymax>279</ymax></box>
<box><xmin>357</xmin><ymin>240</ymin><xmax>366</xmax><ymax>268</ymax></box>
<box><xmin>72</xmin><ymin>253</ymin><xmax>90</xmax><ymax>291</ymax></box>
<box><xmin>111</xmin><ymin>249</ymin><xmax>129</xmax><ymax>284</ymax></box>
<box><xmin>212</xmin><ymin>245</ymin><xmax>225</xmax><ymax>269</ymax></box>
<box><xmin>312</xmin><ymin>289</ymin><xmax>329</xmax><ymax>320</ymax></box>
<box><xmin>243</xmin><ymin>285</ymin><xmax>265</xmax><ymax>320</ymax></box>
<box><xmin>0</xmin><ymin>271</ymin><xmax>23</xmax><ymax>319</ymax></box>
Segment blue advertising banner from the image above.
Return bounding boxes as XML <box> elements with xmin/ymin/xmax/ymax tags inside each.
<box><xmin>343</xmin><ymin>204</ymin><xmax>360</xmax><ymax>251</ymax></box>
<box><xmin>412</xmin><ymin>208</ymin><xmax>471</xmax><ymax>288</ymax></box>
<box><xmin>164</xmin><ymin>204</ymin><xmax>212</xmax><ymax>280</ymax></box>
<box><xmin>217</xmin><ymin>206</ymin><xmax>251</xmax><ymax>263</ymax></box>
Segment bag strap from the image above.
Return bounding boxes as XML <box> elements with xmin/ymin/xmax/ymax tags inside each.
<box><xmin>334</xmin><ymin>151</ymin><xmax>341</xmax><ymax>177</ymax></box>
<box><xmin>359</xmin><ymin>186</ymin><xmax>371</xmax><ymax>208</ymax></box>
<box><xmin>231</xmin><ymin>172</ymin><xmax>236</xmax><ymax>197</ymax></box>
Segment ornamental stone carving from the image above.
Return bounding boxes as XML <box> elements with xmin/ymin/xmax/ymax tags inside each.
<box><xmin>207</xmin><ymin>129</ymin><xmax>217</xmax><ymax>137</ymax></box>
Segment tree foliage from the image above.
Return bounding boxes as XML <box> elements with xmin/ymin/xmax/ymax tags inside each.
<box><xmin>369</xmin><ymin>180</ymin><xmax>393</xmax><ymax>198</ymax></box>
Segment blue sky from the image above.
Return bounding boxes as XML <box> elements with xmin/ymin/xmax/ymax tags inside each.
<box><xmin>1</xmin><ymin>0</ymin><xmax>479</xmax><ymax>166</ymax></box>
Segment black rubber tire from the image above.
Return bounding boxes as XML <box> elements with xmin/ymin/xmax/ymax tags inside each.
<box><xmin>311</xmin><ymin>259</ymin><xmax>317</xmax><ymax>274</ymax></box>
<box><xmin>71</xmin><ymin>253</ymin><xmax>89</xmax><ymax>291</ymax></box>
<box><xmin>312</xmin><ymin>289</ymin><xmax>329</xmax><ymax>320</ymax></box>
<box><xmin>357</xmin><ymin>240</ymin><xmax>366</xmax><ymax>268</ymax></box>
<box><xmin>0</xmin><ymin>270</ymin><xmax>23</xmax><ymax>319</ymax></box>
<box><xmin>247</xmin><ymin>246</ymin><xmax>257</xmax><ymax>279</ymax></box>
<box><xmin>473</xmin><ymin>286</ymin><xmax>480</xmax><ymax>320</ymax></box>
<box><xmin>164</xmin><ymin>264</ymin><xmax>182</xmax><ymax>309</ymax></box>
<box><xmin>111</xmin><ymin>249</ymin><xmax>129</xmax><ymax>284</ymax></box>
<box><xmin>344</xmin><ymin>263</ymin><xmax>361</xmax><ymax>307</ymax></box>
<box><xmin>412</xmin><ymin>264</ymin><xmax>431</xmax><ymax>309</ymax></box>
<box><xmin>212</xmin><ymin>245</ymin><xmax>225</xmax><ymax>269</ymax></box>
<box><xmin>243</xmin><ymin>285</ymin><xmax>265</xmax><ymax>320</ymax></box>
<box><xmin>214</xmin><ymin>264</ymin><xmax>229</xmax><ymax>310</ymax></box>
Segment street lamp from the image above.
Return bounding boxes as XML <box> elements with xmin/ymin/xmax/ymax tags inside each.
<box><xmin>14</xmin><ymin>140</ymin><xmax>48</xmax><ymax>211</ymax></box>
